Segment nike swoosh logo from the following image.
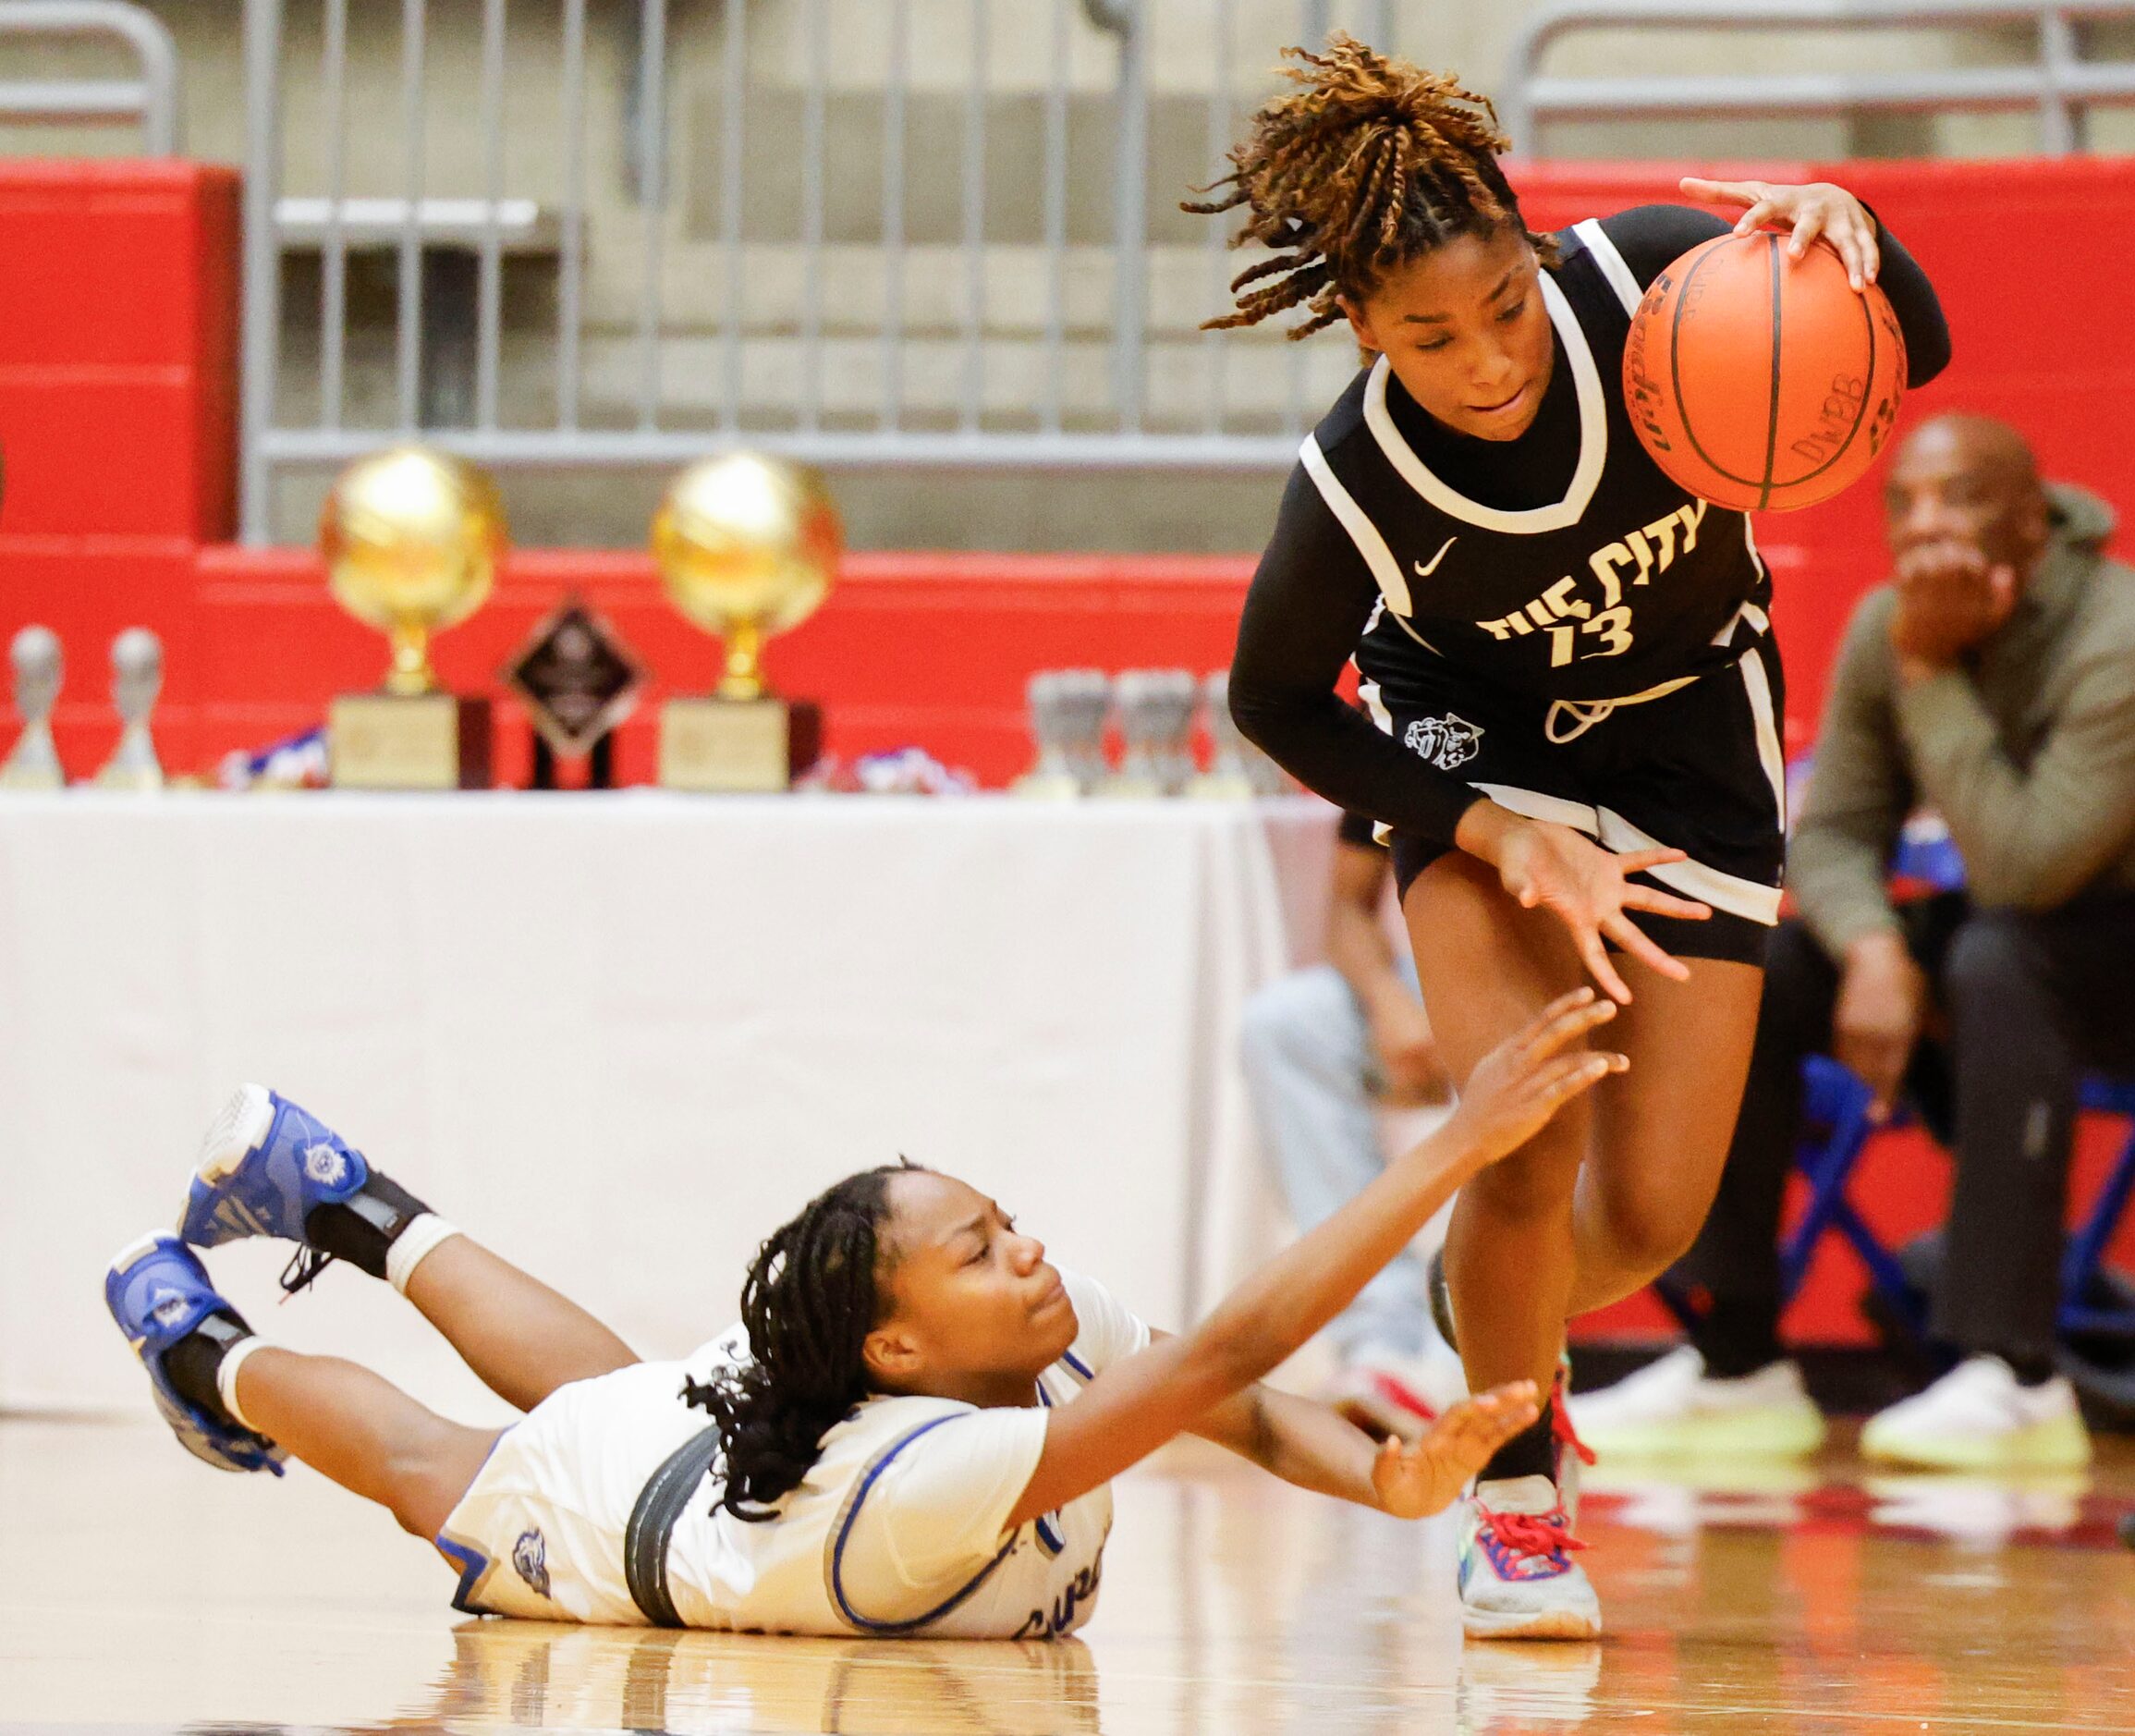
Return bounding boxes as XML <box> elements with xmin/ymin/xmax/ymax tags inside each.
<box><xmin>1413</xmin><ymin>536</ymin><xmax>1457</xmax><ymax>578</ymax></box>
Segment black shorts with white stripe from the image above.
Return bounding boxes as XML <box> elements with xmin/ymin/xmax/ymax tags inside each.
<box><xmin>1372</xmin><ymin>635</ymin><xmax>1787</xmax><ymax>968</ymax></box>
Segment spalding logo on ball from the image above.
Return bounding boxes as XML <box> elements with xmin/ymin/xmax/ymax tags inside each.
<box><xmin>1625</xmin><ymin>232</ymin><xmax>1907</xmax><ymax>513</ymax></box>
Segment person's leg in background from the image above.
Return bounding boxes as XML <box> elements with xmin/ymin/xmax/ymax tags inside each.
<box><xmin>1860</xmin><ymin>901</ymin><xmax>2135</xmax><ymax>1468</ymax></box>
<box><xmin>1568</xmin><ymin>919</ymin><xmax>1836</xmax><ymax>1456</ymax></box>
<box><xmin>1240</xmin><ymin>962</ymin><xmax>1461</xmax><ymax>1434</ymax></box>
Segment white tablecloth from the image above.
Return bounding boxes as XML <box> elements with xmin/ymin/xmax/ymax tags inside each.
<box><xmin>0</xmin><ymin>792</ymin><xmax>1337</xmax><ymax>1419</ymax></box>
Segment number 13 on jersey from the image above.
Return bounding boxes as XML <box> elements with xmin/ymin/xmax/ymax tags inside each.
<box><xmin>1471</xmin><ymin>499</ymin><xmax>1709</xmax><ymax>667</ymax></box>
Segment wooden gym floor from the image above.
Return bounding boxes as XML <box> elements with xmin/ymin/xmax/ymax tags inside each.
<box><xmin>2</xmin><ymin>1415</ymin><xmax>2130</xmax><ymax>1733</ymax></box>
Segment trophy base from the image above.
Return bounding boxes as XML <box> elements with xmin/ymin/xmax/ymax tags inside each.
<box><xmin>0</xmin><ymin>726</ymin><xmax>64</xmax><ymax>792</ymax></box>
<box><xmin>0</xmin><ymin>762</ymin><xmax>63</xmax><ymax>793</ymax></box>
<box><xmin>659</xmin><ymin>696</ymin><xmax>823</xmax><ymax>792</ymax></box>
<box><xmin>329</xmin><ymin>693</ymin><xmax>494</xmax><ymax>790</ymax></box>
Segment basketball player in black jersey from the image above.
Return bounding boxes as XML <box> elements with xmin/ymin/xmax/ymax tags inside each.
<box><xmin>1196</xmin><ymin>38</ymin><xmax>1950</xmax><ymax>1638</ymax></box>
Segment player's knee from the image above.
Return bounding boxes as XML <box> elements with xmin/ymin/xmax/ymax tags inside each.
<box><xmin>1461</xmin><ymin>1125</ymin><xmax>1583</xmax><ymax>1221</ymax></box>
<box><xmin>384</xmin><ymin>1478</ymin><xmax>444</xmax><ymax>1540</ymax></box>
<box><xmin>1599</xmin><ymin>1189</ymin><xmax>1705</xmax><ymax>1281</ymax></box>
<box><xmin>381</xmin><ymin>1425</ymin><xmax>473</xmax><ymax>1540</ymax></box>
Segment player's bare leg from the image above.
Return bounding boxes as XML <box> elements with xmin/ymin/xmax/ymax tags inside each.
<box><xmin>105</xmin><ymin>1231</ymin><xmax>489</xmax><ymax>1536</ymax></box>
<box><xmin>229</xmin><ymin>1346</ymin><xmax>500</xmax><ymax>1538</ymax></box>
<box><xmin>177</xmin><ymin>1083</ymin><xmax>638</xmax><ymax>1415</ymax></box>
<box><xmin>1565</xmin><ymin>955</ymin><xmax>1763</xmax><ymax>1311</ymax></box>
<box><xmin>1404</xmin><ymin>853</ymin><xmax>1763</xmax><ymax>1381</ymax></box>
<box><xmin>1405</xmin><ymin>852</ymin><xmax>1592</xmax><ymax>1400</ymax></box>
<box><xmin>1403</xmin><ymin>850</ymin><xmax>1763</xmax><ymax>1639</ymax></box>
<box><xmin>399</xmin><ymin>1234</ymin><xmax>638</xmax><ymax>1412</ymax></box>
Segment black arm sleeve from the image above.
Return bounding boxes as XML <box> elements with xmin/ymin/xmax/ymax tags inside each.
<box><xmin>1228</xmin><ymin>467</ymin><xmax>1482</xmax><ymax>846</ymax></box>
<box><xmin>1599</xmin><ymin>202</ymin><xmax>1952</xmax><ymax>388</ymax></box>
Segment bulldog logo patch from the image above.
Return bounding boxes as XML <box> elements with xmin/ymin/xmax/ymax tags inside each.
<box><xmin>1403</xmin><ymin>714</ymin><xmax>1485</xmax><ymax>772</ymax></box>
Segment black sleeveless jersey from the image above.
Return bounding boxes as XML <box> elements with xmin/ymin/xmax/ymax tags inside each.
<box><xmin>1228</xmin><ymin>202</ymin><xmax>1951</xmax><ymax>848</ymax></box>
<box><xmin>1313</xmin><ymin>219</ymin><xmax>1768</xmax><ymax>715</ymax></box>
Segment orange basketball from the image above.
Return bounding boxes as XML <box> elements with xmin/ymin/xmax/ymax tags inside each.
<box><xmin>1623</xmin><ymin>232</ymin><xmax>1907</xmax><ymax>512</ymax></box>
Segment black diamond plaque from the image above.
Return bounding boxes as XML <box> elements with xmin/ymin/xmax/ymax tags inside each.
<box><xmin>505</xmin><ymin>597</ymin><xmax>646</xmax><ymax>761</ymax></box>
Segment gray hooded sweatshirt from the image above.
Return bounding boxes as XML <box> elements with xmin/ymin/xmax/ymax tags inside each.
<box><xmin>1790</xmin><ymin>481</ymin><xmax>2135</xmax><ymax>958</ymax></box>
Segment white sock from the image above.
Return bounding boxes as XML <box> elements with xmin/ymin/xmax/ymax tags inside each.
<box><xmin>217</xmin><ymin>1335</ymin><xmax>273</xmax><ymax>1433</ymax></box>
<box><xmin>386</xmin><ymin>1214</ymin><xmax>462</xmax><ymax>1294</ymax></box>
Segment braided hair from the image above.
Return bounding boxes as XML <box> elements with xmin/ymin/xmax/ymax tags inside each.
<box><xmin>1186</xmin><ymin>33</ymin><xmax>1556</xmax><ymax>340</ymax></box>
<box><xmin>685</xmin><ymin>1162</ymin><xmax>912</xmax><ymax>1521</ymax></box>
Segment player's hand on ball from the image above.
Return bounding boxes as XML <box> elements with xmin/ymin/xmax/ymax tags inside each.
<box><xmin>1471</xmin><ymin>810</ymin><xmax>1712</xmax><ymax>1004</ymax></box>
<box><xmin>1679</xmin><ymin>177</ymin><xmax>1881</xmax><ymax>292</ymax></box>
<box><xmin>1372</xmin><ymin>1382</ymin><xmax>1542</xmax><ymax>1519</ymax></box>
<box><xmin>1445</xmin><ymin>988</ymin><xmax>1627</xmax><ymax>1167</ymax></box>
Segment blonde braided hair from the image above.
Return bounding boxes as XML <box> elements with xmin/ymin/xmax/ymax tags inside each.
<box><xmin>1186</xmin><ymin>34</ymin><xmax>1556</xmax><ymax>339</ymax></box>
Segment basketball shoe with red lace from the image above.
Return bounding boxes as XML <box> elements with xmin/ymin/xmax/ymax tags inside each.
<box><xmin>1458</xmin><ymin>1377</ymin><xmax>1600</xmax><ymax>1639</ymax></box>
<box><xmin>1457</xmin><ymin>1473</ymin><xmax>1600</xmax><ymax>1640</ymax></box>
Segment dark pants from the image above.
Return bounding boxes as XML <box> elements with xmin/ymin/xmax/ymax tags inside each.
<box><xmin>1679</xmin><ymin>896</ymin><xmax>2135</xmax><ymax>1367</ymax></box>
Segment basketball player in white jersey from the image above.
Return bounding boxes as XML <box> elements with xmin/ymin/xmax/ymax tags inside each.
<box><xmin>108</xmin><ymin>991</ymin><xmax>1618</xmax><ymax>1638</ymax></box>
<box><xmin>1198</xmin><ymin>38</ymin><xmax>1950</xmax><ymax>1635</ymax></box>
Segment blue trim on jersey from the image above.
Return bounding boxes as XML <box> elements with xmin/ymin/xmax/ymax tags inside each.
<box><xmin>828</xmin><ymin>1415</ymin><xmax>1020</xmax><ymax>1635</ymax></box>
<box><xmin>432</xmin><ymin>1424</ymin><xmax>517</xmax><ymax>1615</ymax></box>
<box><xmin>437</xmin><ymin>1534</ymin><xmax>494</xmax><ymax>1615</ymax></box>
<box><xmin>1059</xmin><ymin>1349</ymin><xmax>1095</xmax><ymax>1384</ymax></box>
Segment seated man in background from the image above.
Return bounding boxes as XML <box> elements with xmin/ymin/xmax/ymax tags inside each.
<box><xmin>1574</xmin><ymin>413</ymin><xmax>2135</xmax><ymax>1468</ymax></box>
<box><xmin>1241</xmin><ymin>811</ymin><xmax>1465</xmax><ymax>1440</ymax></box>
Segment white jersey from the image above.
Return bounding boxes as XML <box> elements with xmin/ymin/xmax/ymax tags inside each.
<box><xmin>438</xmin><ymin>1267</ymin><xmax>1149</xmax><ymax>1639</ymax></box>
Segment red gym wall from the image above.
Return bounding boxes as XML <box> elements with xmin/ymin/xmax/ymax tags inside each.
<box><xmin>6</xmin><ymin>155</ymin><xmax>2134</xmax><ymax>789</ymax></box>
<box><xmin>3</xmin><ymin>154</ymin><xmax>2131</xmax><ymax>1339</ymax></box>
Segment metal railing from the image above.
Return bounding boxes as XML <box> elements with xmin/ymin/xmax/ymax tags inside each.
<box><xmin>239</xmin><ymin>0</ymin><xmax>1399</xmax><ymax>542</ymax></box>
<box><xmin>238</xmin><ymin>0</ymin><xmax>2129</xmax><ymax>539</ymax></box>
<box><xmin>0</xmin><ymin>0</ymin><xmax>178</xmax><ymax>154</ymax></box>
<box><xmin>1504</xmin><ymin>0</ymin><xmax>2135</xmax><ymax>154</ymax></box>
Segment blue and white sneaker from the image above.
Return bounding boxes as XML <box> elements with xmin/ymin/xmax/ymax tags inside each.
<box><xmin>105</xmin><ymin>1232</ymin><xmax>285</xmax><ymax>1476</ymax></box>
<box><xmin>178</xmin><ymin>1083</ymin><xmax>369</xmax><ymax>1254</ymax></box>
<box><xmin>1458</xmin><ymin>1475</ymin><xmax>1601</xmax><ymax>1640</ymax></box>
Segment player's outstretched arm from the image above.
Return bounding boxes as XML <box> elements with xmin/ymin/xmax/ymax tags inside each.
<box><xmin>1003</xmin><ymin>990</ymin><xmax>1625</xmax><ymax>1531</ymax></box>
<box><xmin>1188</xmin><ymin>1375</ymin><xmax>1538</xmax><ymax>1518</ymax></box>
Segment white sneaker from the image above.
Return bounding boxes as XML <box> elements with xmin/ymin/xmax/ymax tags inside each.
<box><xmin>1860</xmin><ymin>1356</ymin><xmax>2092</xmax><ymax>1470</ymax></box>
<box><xmin>1566</xmin><ymin>1346</ymin><xmax>1827</xmax><ymax>1459</ymax></box>
<box><xmin>1457</xmin><ymin>1474</ymin><xmax>1601</xmax><ymax>1641</ymax></box>
<box><xmin>1327</xmin><ymin>1342</ymin><xmax>1468</xmax><ymax>1441</ymax></box>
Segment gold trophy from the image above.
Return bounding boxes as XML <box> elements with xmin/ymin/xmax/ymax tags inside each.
<box><xmin>653</xmin><ymin>452</ymin><xmax>836</xmax><ymax>791</ymax></box>
<box><xmin>323</xmin><ymin>446</ymin><xmax>504</xmax><ymax>789</ymax></box>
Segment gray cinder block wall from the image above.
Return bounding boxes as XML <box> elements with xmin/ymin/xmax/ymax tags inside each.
<box><xmin>1</xmin><ymin>2</ymin><xmax>2117</xmax><ymax>549</ymax></box>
